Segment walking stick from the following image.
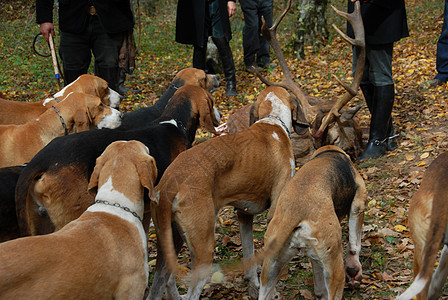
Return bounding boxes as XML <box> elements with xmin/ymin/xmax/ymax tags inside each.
<box><xmin>48</xmin><ymin>33</ymin><xmax>62</xmax><ymax>89</ymax></box>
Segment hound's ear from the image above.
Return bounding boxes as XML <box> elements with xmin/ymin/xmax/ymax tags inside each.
<box><xmin>198</xmin><ymin>93</ymin><xmax>218</xmax><ymax>134</ymax></box>
<box><xmin>136</xmin><ymin>156</ymin><xmax>158</xmax><ymax>204</ymax></box>
<box><xmin>73</xmin><ymin>110</ymin><xmax>90</xmax><ymax>133</ymax></box>
<box><xmin>87</xmin><ymin>156</ymin><xmax>104</xmax><ymax>195</ymax></box>
<box><xmin>249</xmin><ymin>102</ymin><xmax>260</xmax><ymax>126</ymax></box>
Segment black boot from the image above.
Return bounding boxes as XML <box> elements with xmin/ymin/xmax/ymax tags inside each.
<box><xmin>212</xmin><ymin>36</ymin><xmax>237</xmax><ymax>97</ymax></box>
<box><xmin>358</xmin><ymin>84</ymin><xmax>395</xmax><ymax>162</ymax></box>
<box><xmin>360</xmin><ymin>83</ymin><xmax>374</xmax><ymax>113</ymax></box>
<box><xmin>118</xmin><ymin>69</ymin><xmax>142</xmax><ymax>96</ymax></box>
<box><xmin>63</xmin><ymin>69</ymin><xmax>87</xmax><ymax>86</ymax></box>
<box><xmin>95</xmin><ymin>66</ymin><xmax>120</xmax><ymax>93</ymax></box>
<box><xmin>193</xmin><ymin>46</ymin><xmax>207</xmax><ymax>70</ymax></box>
<box><xmin>361</xmin><ymin>83</ymin><xmax>398</xmax><ymax>152</ymax></box>
<box><xmin>386</xmin><ymin>119</ymin><xmax>398</xmax><ymax>151</ymax></box>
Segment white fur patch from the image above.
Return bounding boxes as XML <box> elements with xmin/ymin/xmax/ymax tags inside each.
<box><xmin>290</xmin><ymin>221</ymin><xmax>317</xmax><ymax>250</ymax></box>
<box><xmin>53</xmin><ymin>78</ymin><xmax>79</xmax><ymax>98</ymax></box>
<box><xmin>97</xmin><ymin>108</ymin><xmax>122</xmax><ymax>129</ymax></box>
<box><xmin>42</xmin><ymin>98</ymin><xmax>54</xmax><ymax>106</ymax></box>
<box><xmin>108</xmin><ymin>88</ymin><xmax>122</xmax><ymax>108</ymax></box>
<box><xmin>290</xmin><ymin>158</ymin><xmax>295</xmax><ymax>177</ymax></box>
<box><xmin>256</xmin><ymin>92</ymin><xmax>292</xmax><ymax>137</ymax></box>
<box><xmin>58</xmin><ymin>91</ymin><xmax>73</xmax><ymax>103</ymax></box>
<box><xmin>87</xmin><ymin>177</ymin><xmax>147</xmax><ymax>259</ymax></box>
<box><xmin>213</xmin><ymin>107</ymin><xmax>221</xmax><ymax>123</ymax></box>
<box><xmin>159</xmin><ymin>119</ymin><xmax>178</xmax><ymax>127</ymax></box>
<box><xmin>396</xmin><ymin>275</ymin><xmax>427</xmax><ymax>300</ymax></box>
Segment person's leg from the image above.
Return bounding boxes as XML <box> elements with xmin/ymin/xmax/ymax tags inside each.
<box><xmin>354</xmin><ymin>46</ymin><xmax>397</xmax><ymax>153</ymax></box>
<box><xmin>240</xmin><ymin>0</ymin><xmax>260</xmax><ymax>70</ymax></box>
<box><xmin>256</xmin><ymin>0</ymin><xmax>274</xmax><ymax>67</ymax></box>
<box><xmin>435</xmin><ymin>0</ymin><xmax>448</xmax><ymax>82</ymax></box>
<box><xmin>210</xmin><ymin>1</ymin><xmax>237</xmax><ymax>96</ymax></box>
<box><xmin>358</xmin><ymin>43</ymin><xmax>395</xmax><ymax>161</ymax></box>
<box><xmin>90</xmin><ymin>16</ymin><xmax>123</xmax><ymax>92</ymax></box>
<box><xmin>59</xmin><ymin>31</ymin><xmax>91</xmax><ymax>85</ymax></box>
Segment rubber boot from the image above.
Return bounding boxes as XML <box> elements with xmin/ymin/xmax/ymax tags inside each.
<box><xmin>358</xmin><ymin>84</ymin><xmax>395</xmax><ymax>162</ymax></box>
<box><xmin>212</xmin><ymin>36</ymin><xmax>237</xmax><ymax>97</ymax></box>
<box><xmin>361</xmin><ymin>83</ymin><xmax>397</xmax><ymax>152</ymax></box>
<box><xmin>95</xmin><ymin>66</ymin><xmax>119</xmax><ymax>93</ymax></box>
<box><xmin>193</xmin><ymin>46</ymin><xmax>207</xmax><ymax>70</ymax></box>
<box><xmin>63</xmin><ymin>69</ymin><xmax>87</xmax><ymax>86</ymax></box>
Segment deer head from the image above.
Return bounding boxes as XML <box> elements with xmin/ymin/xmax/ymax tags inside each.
<box><xmin>254</xmin><ymin>0</ymin><xmax>366</xmax><ymax>148</ymax></box>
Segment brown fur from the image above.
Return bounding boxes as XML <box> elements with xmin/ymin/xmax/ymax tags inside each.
<box><xmin>397</xmin><ymin>152</ymin><xmax>448</xmax><ymax>300</ymax></box>
<box><xmin>0</xmin><ymin>74</ymin><xmax>117</xmax><ymax>125</ymax></box>
<box><xmin>150</xmin><ymin>86</ymin><xmax>299</xmax><ymax>299</ymax></box>
<box><xmin>257</xmin><ymin>145</ymin><xmax>366</xmax><ymax>300</ymax></box>
<box><xmin>0</xmin><ymin>140</ymin><xmax>157</xmax><ymax>299</ymax></box>
<box><xmin>0</xmin><ymin>92</ymin><xmax>120</xmax><ymax>168</ymax></box>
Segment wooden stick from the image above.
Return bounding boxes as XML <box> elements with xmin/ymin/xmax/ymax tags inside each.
<box><xmin>48</xmin><ymin>33</ymin><xmax>61</xmax><ymax>88</ymax></box>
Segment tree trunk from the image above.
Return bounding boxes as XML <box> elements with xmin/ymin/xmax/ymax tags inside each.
<box><xmin>294</xmin><ymin>0</ymin><xmax>328</xmax><ymax>59</ymax></box>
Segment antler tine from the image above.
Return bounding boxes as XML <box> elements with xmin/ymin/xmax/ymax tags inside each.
<box><xmin>254</xmin><ymin>0</ymin><xmax>314</xmax><ymax>126</ymax></box>
<box><xmin>270</xmin><ymin>0</ymin><xmax>292</xmax><ymax>31</ymax></box>
<box><xmin>313</xmin><ymin>1</ymin><xmax>365</xmax><ymax>137</ymax></box>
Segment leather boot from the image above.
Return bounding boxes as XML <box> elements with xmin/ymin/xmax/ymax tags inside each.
<box><xmin>358</xmin><ymin>84</ymin><xmax>395</xmax><ymax>162</ymax></box>
<box><xmin>63</xmin><ymin>69</ymin><xmax>87</xmax><ymax>86</ymax></box>
<box><xmin>212</xmin><ymin>36</ymin><xmax>237</xmax><ymax>97</ymax></box>
<box><xmin>361</xmin><ymin>83</ymin><xmax>397</xmax><ymax>152</ymax></box>
<box><xmin>386</xmin><ymin>119</ymin><xmax>398</xmax><ymax>151</ymax></box>
<box><xmin>95</xmin><ymin>66</ymin><xmax>119</xmax><ymax>93</ymax></box>
<box><xmin>360</xmin><ymin>83</ymin><xmax>374</xmax><ymax>113</ymax></box>
<box><xmin>193</xmin><ymin>46</ymin><xmax>207</xmax><ymax>70</ymax></box>
<box><xmin>118</xmin><ymin>69</ymin><xmax>142</xmax><ymax>96</ymax></box>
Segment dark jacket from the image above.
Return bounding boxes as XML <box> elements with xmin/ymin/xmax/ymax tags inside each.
<box><xmin>36</xmin><ymin>0</ymin><xmax>134</xmax><ymax>34</ymax></box>
<box><xmin>347</xmin><ymin>0</ymin><xmax>409</xmax><ymax>45</ymax></box>
<box><xmin>175</xmin><ymin>0</ymin><xmax>234</xmax><ymax>47</ymax></box>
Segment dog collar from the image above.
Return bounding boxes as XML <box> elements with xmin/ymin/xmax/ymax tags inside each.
<box><xmin>169</xmin><ymin>82</ymin><xmax>180</xmax><ymax>90</ymax></box>
<box><xmin>52</xmin><ymin>105</ymin><xmax>68</xmax><ymax>135</ymax></box>
<box><xmin>264</xmin><ymin>114</ymin><xmax>291</xmax><ymax>138</ymax></box>
<box><xmin>94</xmin><ymin>199</ymin><xmax>142</xmax><ymax>222</ymax></box>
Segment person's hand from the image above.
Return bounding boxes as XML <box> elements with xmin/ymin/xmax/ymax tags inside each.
<box><xmin>227</xmin><ymin>1</ymin><xmax>236</xmax><ymax>18</ymax></box>
<box><xmin>350</xmin><ymin>0</ymin><xmax>358</xmax><ymax>2</ymax></box>
<box><xmin>40</xmin><ymin>22</ymin><xmax>55</xmax><ymax>42</ymax></box>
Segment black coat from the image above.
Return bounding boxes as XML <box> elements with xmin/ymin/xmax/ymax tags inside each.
<box><xmin>176</xmin><ymin>0</ymin><xmax>234</xmax><ymax>47</ymax></box>
<box><xmin>36</xmin><ymin>0</ymin><xmax>134</xmax><ymax>34</ymax></box>
<box><xmin>347</xmin><ymin>0</ymin><xmax>409</xmax><ymax>45</ymax></box>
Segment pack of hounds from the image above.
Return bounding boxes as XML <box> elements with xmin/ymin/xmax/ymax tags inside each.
<box><xmin>0</xmin><ymin>66</ymin><xmax>445</xmax><ymax>300</ymax></box>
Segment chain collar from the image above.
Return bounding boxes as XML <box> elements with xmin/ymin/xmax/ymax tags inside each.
<box><xmin>94</xmin><ymin>199</ymin><xmax>142</xmax><ymax>223</ymax></box>
<box><xmin>264</xmin><ymin>114</ymin><xmax>291</xmax><ymax>138</ymax></box>
<box><xmin>169</xmin><ymin>82</ymin><xmax>180</xmax><ymax>90</ymax></box>
<box><xmin>52</xmin><ymin>105</ymin><xmax>68</xmax><ymax>135</ymax></box>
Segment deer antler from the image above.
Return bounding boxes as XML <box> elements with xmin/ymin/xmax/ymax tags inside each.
<box><xmin>313</xmin><ymin>1</ymin><xmax>365</xmax><ymax>137</ymax></box>
<box><xmin>254</xmin><ymin>0</ymin><xmax>314</xmax><ymax>126</ymax></box>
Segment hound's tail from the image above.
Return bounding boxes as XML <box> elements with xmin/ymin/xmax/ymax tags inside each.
<box><xmin>396</xmin><ymin>156</ymin><xmax>448</xmax><ymax>300</ymax></box>
<box><xmin>156</xmin><ymin>183</ymin><xmax>179</xmax><ymax>275</ymax></box>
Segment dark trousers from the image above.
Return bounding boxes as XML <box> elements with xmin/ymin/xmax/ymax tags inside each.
<box><xmin>353</xmin><ymin>43</ymin><xmax>394</xmax><ymax>87</ymax></box>
<box><xmin>240</xmin><ymin>0</ymin><xmax>273</xmax><ymax>67</ymax></box>
<box><xmin>59</xmin><ymin>15</ymin><xmax>123</xmax><ymax>88</ymax></box>
<box><xmin>436</xmin><ymin>0</ymin><xmax>448</xmax><ymax>82</ymax></box>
